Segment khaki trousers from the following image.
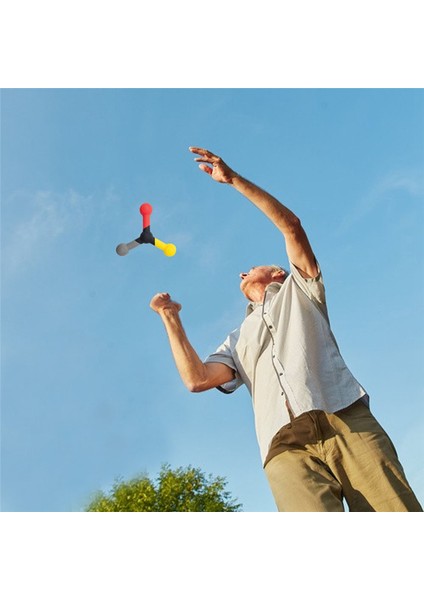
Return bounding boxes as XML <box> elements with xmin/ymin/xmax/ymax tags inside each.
<box><xmin>264</xmin><ymin>401</ymin><xmax>422</xmax><ymax>512</ymax></box>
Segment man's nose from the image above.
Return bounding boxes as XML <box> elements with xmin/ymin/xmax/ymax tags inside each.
<box><xmin>240</xmin><ymin>272</ymin><xmax>248</xmax><ymax>279</ymax></box>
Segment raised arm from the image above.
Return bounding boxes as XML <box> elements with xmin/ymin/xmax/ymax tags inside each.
<box><xmin>189</xmin><ymin>147</ymin><xmax>318</xmax><ymax>279</ymax></box>
<box><xmin>150</xmin><ymin>293</ymin><xmax>235</xmax><ymax>392</ymax></box>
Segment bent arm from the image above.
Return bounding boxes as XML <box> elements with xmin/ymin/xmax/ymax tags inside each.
<box><xmin>150</xmin><ymin>294</ymin><xmax>234</xmax><ymax>392</ymax></box>
<box><xmin>190</xmin><ymin>147</ymin><xmax>318</xmax><ymax>279</ymax></box>
<box><xmin>231</xmin><ymin>175</ymin><xmax>318</xmax><ymax>278</ymax></box>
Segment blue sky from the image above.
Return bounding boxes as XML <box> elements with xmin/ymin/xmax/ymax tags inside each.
<box><xmin>1</xmin><ymin>88</ymin><xmax>423</xmax><ymax>512</ymax></box>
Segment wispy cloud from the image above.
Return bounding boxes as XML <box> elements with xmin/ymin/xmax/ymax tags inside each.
<box><xmin>1</xmin><ymin>189</ymin><xmax>94</xmax><ymax>280</ymax></box>
<box><xmin>337</xmin><ymin>168</ymin><xmax>424</xmax><ymax>235</ymax></box>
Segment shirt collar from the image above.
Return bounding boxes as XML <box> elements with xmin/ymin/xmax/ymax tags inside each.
<box><xmin>245</xmin><ymin>282</ymin><xmax>283</xmax><ymax>316</ymax></box>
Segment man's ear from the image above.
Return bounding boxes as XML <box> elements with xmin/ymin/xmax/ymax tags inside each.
<box><xmin>271</xmin><ymin>269</ymin><xmax>286</xmax><ymax>282</ymax></box>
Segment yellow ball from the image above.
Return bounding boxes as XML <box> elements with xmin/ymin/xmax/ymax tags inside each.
<box><xmin>164</xmin><ymin>243</ymin><xmax>176</xmax><ymax>257</ymax></box>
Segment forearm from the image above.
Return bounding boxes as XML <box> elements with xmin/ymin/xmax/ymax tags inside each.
<box><xmin>230</xmin><ymin>174</ymin><xmax>301</xmax><ymax>235</ymax></box>
<box><xmin>158</xmin><ymin>308</ymin><xmax>208</xmax><ymax>392</ymax></box>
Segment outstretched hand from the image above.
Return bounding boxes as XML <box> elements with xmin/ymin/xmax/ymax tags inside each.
<box><xmin>189</xmin><ymin>147</ymin><xmax>237</xmax><ymax>184</ymax></box>
<box><xmin>150</xmin><ymin>293</ymin><xmax>182</xmax><ymax>315</ymax></box>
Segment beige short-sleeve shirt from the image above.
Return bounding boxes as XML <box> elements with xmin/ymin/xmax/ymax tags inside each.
<box><xmin>205</xmin><ymin>262</ymin><xmax>368</xmax><ymax>464</ymax></box>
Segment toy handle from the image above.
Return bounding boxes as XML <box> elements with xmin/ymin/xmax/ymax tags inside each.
<box><xmin>155</xmin><ymin>238</ymin><xmax>177</xmax><ymax>257</ymax></box>
<box><xmin>116</xmin><ymin>240</ymin><xmax>140</xmax><ymax>256</ymax></box>
<box><xmin>140</xmin><ymin>203</ymin><xmax>152</xmax><ymax>228</ymax></box>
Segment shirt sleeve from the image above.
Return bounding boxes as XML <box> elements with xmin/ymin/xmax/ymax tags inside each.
<box><xmin>204</xmin><ymin>329</ymin><xmax>245</xmax><ymax>394</ymax></box>
<box><xmin>289</xmin><ymin>260</ymin><xmax>327</xmax><ymax>305</ymax></box>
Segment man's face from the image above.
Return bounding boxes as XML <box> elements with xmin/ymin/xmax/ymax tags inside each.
<box><xmin>239</xmin><ymin>266</ymin><xmax>278</xmax><ymax>299</ymax></box>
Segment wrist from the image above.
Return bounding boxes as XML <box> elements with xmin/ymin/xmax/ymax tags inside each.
<box><xmin>229</xmin><ymin>171</ymin><xmax>249</xmax><ymax>187</ymax></box>
<box><xmin>158</xmin><ymin>305</ymin><xmax>181</xmax><ymax>320</ymax></box>
<box><xmin>227</xmin><ymin>170</ymin><xmax>240</xmax><ymax>185</ymax></box>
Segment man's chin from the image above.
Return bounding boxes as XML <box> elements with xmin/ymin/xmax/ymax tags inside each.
<box><xmin>240</xmin><ymin>282</ymin><xmax>251</xmax><ymax>300</ymax></box>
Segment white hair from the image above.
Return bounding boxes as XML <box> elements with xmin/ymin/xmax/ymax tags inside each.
<box><xmin>269</xmin><ymin>265</ymin><xmax>288</xmax><ymax>274</ymax></box>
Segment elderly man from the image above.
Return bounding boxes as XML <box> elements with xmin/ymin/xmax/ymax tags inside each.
<box><xmin>150</xmin><ymin>147</ymin><xmax>422</xmax><ymax>512</ymax></box>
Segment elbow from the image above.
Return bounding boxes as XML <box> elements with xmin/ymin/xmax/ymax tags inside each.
<box><xmin>285</xmin><ymin>217</ymin><xmax>307</xmax><ymax>241</ymax></box>
<box><xmin>185</xmin><ymin>365</ymin><xmax>212</xmax><ymax>393</ymax></box>
<box><xmin>288</xmin><ymin>215</ymin><xmax>302</xmax><ymax>234</ymax></box>
<box><xmin>279</xmin><ymin>215</ymin><xmax>301</xmax><ymax>237</ymax></box>
<box><xmin>186</xmin><ymin>380</ymin><xmax>207</xmax><ymax>393</ymax></box>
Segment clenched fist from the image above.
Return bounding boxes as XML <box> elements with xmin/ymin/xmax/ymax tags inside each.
<box><xmin>150</xmin><ymin>292</ymin><xmax>182</xmax><ymax>315</ymax></box>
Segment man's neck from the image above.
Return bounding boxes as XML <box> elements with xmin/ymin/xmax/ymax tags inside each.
<box><xmin>246</xmin><ymin>283</ymin><xmax>267</xmax><ymax>304</ymax></box>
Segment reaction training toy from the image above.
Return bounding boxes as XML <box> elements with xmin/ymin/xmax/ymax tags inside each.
<box><xmin>116</xmin><ymin>203</ymin><xmax>176</xmax><ymax>258</ymax></box>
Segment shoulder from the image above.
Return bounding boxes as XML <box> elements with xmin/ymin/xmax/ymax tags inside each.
<box><xmin>289</xmin><ymin>261</ymin><xmax>326</xmax><ymax>305</ymax></box>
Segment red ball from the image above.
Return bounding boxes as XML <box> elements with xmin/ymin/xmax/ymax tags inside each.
<box><xmin>140</xmin><ymin>203</ymin><xmax>153</xmax><ymax>215</ymax></box>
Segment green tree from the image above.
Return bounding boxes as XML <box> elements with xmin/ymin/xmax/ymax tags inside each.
<box><xmin>85</xmin><ymin>464</ymin><xmax>242</xmax><ymax>512</ymax></box>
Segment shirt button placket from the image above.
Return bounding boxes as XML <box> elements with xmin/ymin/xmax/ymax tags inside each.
<box><xmin>265</xmin><ymin>305</ymin><xmax>285</xmax><ymax>397</ymax></box>
<box><xmin>271</xmin><ymin>348</ymin><xmax>284</xmax><ymax>396</ymax></box>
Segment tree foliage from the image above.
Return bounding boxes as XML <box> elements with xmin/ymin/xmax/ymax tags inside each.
<box><xmin>85</xmin><ymin>464</ymin><xmax>242</xmax><ymax>512</ymax></box>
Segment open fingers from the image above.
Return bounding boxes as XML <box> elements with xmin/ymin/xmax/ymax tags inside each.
<box><xmin>194</xmin><ymin>156</ymin><xmax>213</xmax><ymax>163</ymax></box>
<box><xmin>189</xmin><ymin>146</ymin><xmax>210</xmax><ymax>155</ymax></box>
<box><xmin>199</xmin><ymin>164</ymin><xmax>213</xmax><ymax>175</ymax></box>
<box><xmin>189</xmin><ymin>146</ymin><xmax>220</xmax><ymax>162</ymax></box>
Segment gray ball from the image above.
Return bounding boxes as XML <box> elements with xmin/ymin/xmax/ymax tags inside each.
<box><xmin>116</xmin><ymin>243</ymin><xmax>129</xmax><ymax>256</ymax></box>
